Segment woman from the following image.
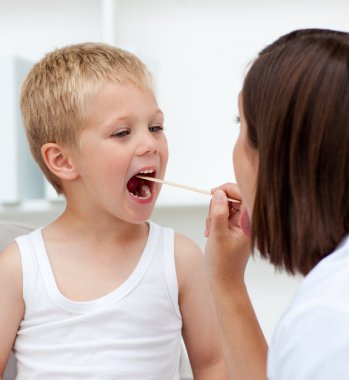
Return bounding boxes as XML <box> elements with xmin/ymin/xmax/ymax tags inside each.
<box><xmin>205</xmin><ymin>29</ymin><xmax>349</xmax><ymax>379</ymax></box>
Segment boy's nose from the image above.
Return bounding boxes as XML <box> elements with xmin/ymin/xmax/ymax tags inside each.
<box><xmin>136</xmin><ymin>133</ymin><xmax>159</xmax><ymax>156</ymax></box>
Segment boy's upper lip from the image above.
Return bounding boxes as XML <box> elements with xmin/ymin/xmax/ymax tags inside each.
<box><xmin>127</xmin><ymin>165</ymin><xmax>159</xmax><ymax>181</ymax></box>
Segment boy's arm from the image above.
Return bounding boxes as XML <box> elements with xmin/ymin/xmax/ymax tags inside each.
<box><xmin>0</xmin><ymin>243</ymin><xmax>24</xmax><ymax>377</ymax></box>
<box><xmin>175</xmin><ymin>233</ymin><xmax>228</xmax><ymax>380</ymax></box>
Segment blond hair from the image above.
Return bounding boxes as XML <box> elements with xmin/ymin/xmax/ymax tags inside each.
<box><xmin>20</xmin><ymin>42</ymin><xmax>152</xmax><ymax>193</ymax></box>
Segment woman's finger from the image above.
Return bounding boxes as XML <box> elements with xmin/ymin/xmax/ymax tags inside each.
<box><xmin>211</xmin><ymin>182</ymin><xmax>242</xmax><ymax>202</ymax></box>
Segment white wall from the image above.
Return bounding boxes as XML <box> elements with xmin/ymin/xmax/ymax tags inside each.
<box><xmin>1</xmin><ymin>0</ymin><xmax>348</xmax><ymax>205</ymax></box>
<box><xmin>0</xmin><ymin>0</ymin><xmax>346</xmax><ymax>343</ymax></box>
<box><xmin>0</xmin><ymin>0</ymin><xmax>102</xmax><ymax>61</ymax></box>
<box><xmin>112</xmin><ymin>0</ymin><xmax>349</xmax><ymax>205</ymax></box>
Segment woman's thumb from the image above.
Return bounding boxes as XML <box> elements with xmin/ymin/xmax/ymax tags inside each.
<box><xmin>210</xmin><ymin>190</ymin><xmax>229</xmax><ymax>235</ymax></box>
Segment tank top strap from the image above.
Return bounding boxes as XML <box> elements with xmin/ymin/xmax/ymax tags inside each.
<box><xmin>15</xmin><ymin>229</ymin><xmax>43</xmax><ymax>302</ymax></box>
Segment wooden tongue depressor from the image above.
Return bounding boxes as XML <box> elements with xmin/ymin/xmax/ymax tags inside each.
<box><xmin>136</xmin><ymin>175</ymin><xmax>240</xmax><ymax>203</ymax></box>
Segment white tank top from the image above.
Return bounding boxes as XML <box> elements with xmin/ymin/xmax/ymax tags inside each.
<box><xmin>14</xmin><ymin>222</ymin><xmax>182</xmax><ymax>380</ymax></box>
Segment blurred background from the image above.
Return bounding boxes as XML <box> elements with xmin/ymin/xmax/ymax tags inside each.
<box><xmin>0</xmin><ymin>0</ymin><xmax>347</xmax><ymax>356</ymax></box>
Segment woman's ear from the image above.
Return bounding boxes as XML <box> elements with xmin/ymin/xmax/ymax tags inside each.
<box><xmin>41</xmin><ymin>143</ymin><xmax>78</xmax><ymax>181</ymax></box>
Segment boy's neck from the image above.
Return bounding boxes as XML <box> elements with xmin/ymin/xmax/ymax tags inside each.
<box><xmin>47</xmin><ymin>206</ymin><xmax>149</xmax><ymax>246</ymax></box>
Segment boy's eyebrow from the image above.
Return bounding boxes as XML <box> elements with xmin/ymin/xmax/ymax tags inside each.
<box><xmin>102</xmin><ymin>109</ymin><xmax>164</xmax><ymax>126</ymax></box>
<box><xmin>115</xmin><ymin>109</ymin><xmax>164</xmax><ymax>120</ymax></box>
<box><xmin>153</xmin><ymin>109</ymin><xmax>164</xmax><ymax>119</ymax></box>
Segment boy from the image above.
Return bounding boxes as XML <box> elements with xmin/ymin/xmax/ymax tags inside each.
<box><xmin>0</xmin><ymin>43</ymin><xmax>227</xmax><ymax>379</ymax></box>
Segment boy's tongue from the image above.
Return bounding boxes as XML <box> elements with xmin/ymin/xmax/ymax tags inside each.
<box><xmin>127</xmin><ymin>176</ymin><xmax>151</xmax><ymax>198</ymax></box>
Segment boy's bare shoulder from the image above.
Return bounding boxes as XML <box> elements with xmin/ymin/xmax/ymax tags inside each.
<box><xmin>173</xmin><ymin>233</ymin><xmax>205</xmax><ymax>287</ymax></box>
<box><xmin>0</xmin><ymin>242</ymin><xmax>22</xmax><ymax>287</ymax></box>
<box><xmin>174</xmin><ymin>232</ymin><xmax>203</xmax><ymax>258</ymax></box>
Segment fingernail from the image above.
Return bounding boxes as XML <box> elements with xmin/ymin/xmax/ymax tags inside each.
<box><xmin>213</xmin><ymin>190</ymin><xmax>226</xmax><ymax>203</ymax></box>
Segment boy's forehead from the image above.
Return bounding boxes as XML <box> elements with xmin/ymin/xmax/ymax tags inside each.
<box><xmin>82</xmin><ymin>81</ymin><xmax>162</xmax><ymax>125</ymax></box>
<box><xmin>94</xmin><ymin>80</ymin><xmax>155</xmax><ymax>100</ymax></box>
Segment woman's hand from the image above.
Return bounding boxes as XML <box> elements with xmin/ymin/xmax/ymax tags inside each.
<box><xmin>204</xmin><ymin>183</ymin><xmax>251</xmax><ymax>289</ymax></box>
<box><xmin>204</xmin><ymin>183</ymin><xmax>268</xmax><ymax>380</ymax></box>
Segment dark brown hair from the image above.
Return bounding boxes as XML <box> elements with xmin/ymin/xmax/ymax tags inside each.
<box><xmin>242</xmin><ymin>29</ymin><xmax>349</xmax><ymax>275</ymax></box>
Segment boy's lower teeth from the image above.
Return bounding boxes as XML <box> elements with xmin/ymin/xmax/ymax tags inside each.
<box><xmin>132</xmin><ymin>184</ymin><xmax>151</xmax><ymax>199</ymax></box>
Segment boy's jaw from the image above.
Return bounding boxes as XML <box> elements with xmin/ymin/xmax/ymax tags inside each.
<box><xmin>126</xmin><ymin>167</ymin><xmax>158</xmax><ymax>204</ymax></box>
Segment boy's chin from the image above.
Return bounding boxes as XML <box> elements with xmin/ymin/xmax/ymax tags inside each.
<box><xmin>131</xmin><ymin>217</ymin><xmax>152</xmax><ymax>225</ymax></box>
<box><xmin>129</xmin><ymin>207</ymin><xmax>156</xmax><ymax>224</ymax></box>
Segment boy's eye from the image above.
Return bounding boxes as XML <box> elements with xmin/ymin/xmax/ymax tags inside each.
<box><xmin>112</xmin><ymin>129</ymin><xmax>130</xmax><ymax>138</ymax></box>
<box><xmin>149</xmin><ymin>125</ymin><xmax>164</xmax><ymax>133</ymax></box>
<box><xmin>234</xmin><ymin>115</ymin><xmax>241</xmax><ymax>124</ymax></box>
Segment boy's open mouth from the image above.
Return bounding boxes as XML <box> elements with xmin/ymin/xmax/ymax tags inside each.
<box><xmin>127</xmin><ymin>169</ymin><xmax>156</xmax><ymax>199</ymax></box>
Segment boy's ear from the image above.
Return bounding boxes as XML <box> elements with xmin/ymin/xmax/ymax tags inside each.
<box><xmin>41</xmin><ymin>143</ymin><xmax>79</xmax><ymax>181</ymax></box>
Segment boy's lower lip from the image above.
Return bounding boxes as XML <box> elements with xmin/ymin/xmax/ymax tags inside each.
<box><xmin>128</xmin><ymin>190</ymin><xmax>155</xmax><ymax>205</ymax></box>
